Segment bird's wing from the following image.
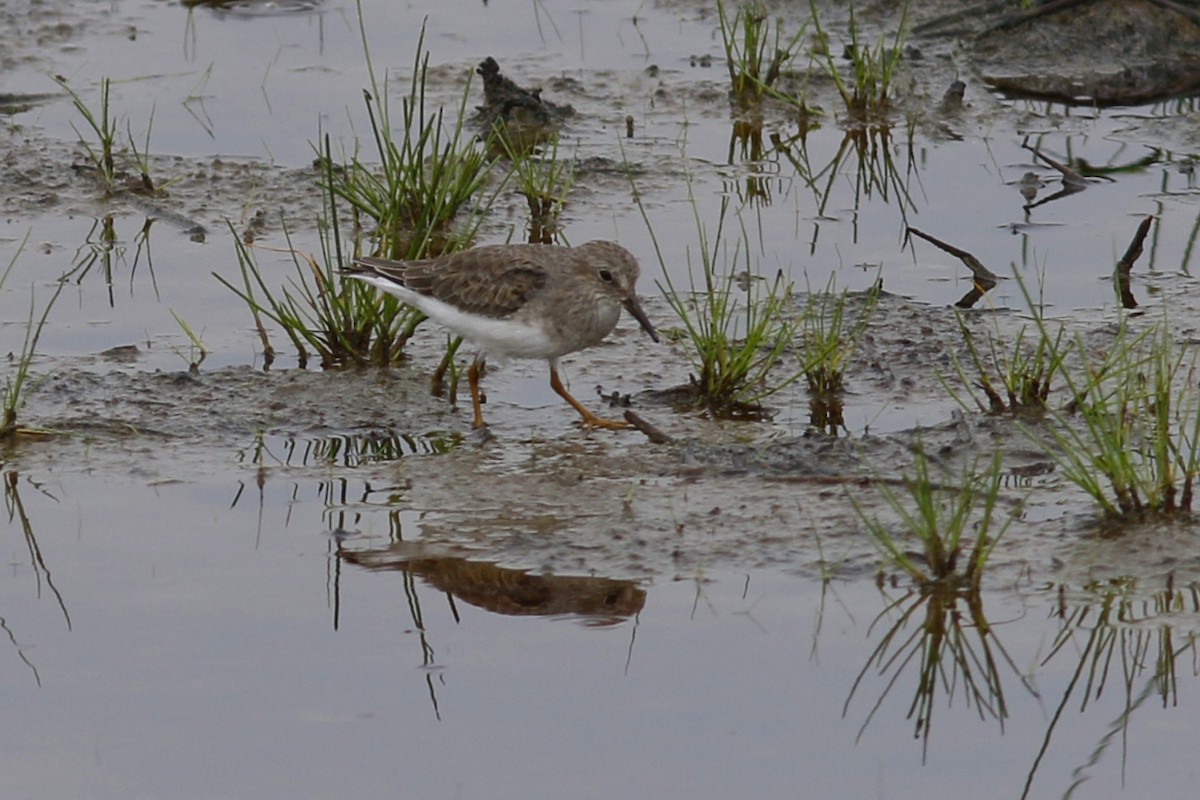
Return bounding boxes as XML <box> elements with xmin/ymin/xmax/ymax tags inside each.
<box><xmin>409</xmin><ymin>253</ymin><xmax>548</xmax><ymax>318</ymax></box>
<box><xmin>347</xmin><ymin>256</ymin><xmax>409</xmax><ymax>282</ymax></box>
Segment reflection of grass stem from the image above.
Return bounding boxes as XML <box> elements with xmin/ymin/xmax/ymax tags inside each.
<box><xmin>5</xmin><ymin>471</ymin><xmax>72</xmax><ymax>635</ymax></box>
<box><xmin>845</xmin><ymin>586</ymin><xmax>1028</xmax><ymax>763</ymax></box>
<box><xmin>71</xmin><ymin>216</ymin><xmax>121</xmax><ymax>308</ymax></box>
<box><xmin>1022</xmin><ymin>579</ymin><xmax>1197</xmax><ymax>799</ymax></box>
<box><xmin>1182</xmin><ymin>202</ymin><xmax>1200</xmax><ymax>272</ymax></box>
<box><xmin>775</xmin><ymin>125</ymin><xmax>917</xmax><ymax>231</ymax></box>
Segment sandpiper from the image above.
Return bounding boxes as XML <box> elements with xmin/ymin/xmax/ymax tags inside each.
<box><xmin>344</xmin><ymin>241</ymin><xmax>659</xmax><ymax>430</ymax></box>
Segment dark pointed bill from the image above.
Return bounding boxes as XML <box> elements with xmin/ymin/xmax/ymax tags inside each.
<box><xmin>623</xmin><ymin>297</ymin><xmax>660</xmax><ymax>343</ymax></box>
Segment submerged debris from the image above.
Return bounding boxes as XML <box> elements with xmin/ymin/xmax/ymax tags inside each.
<box><xmin>937</xmin><ymin>79</ymin><xmax>965</xmax><ymax>113</ymax></box>
<box><xmin>473</xmin><ymin>56</ymin><xmax>573</xmax><ymax>152</ymax></box>
<box><xmin>906</xmin><ymin>226</ymin><xmax>1000</xmax><ymax>310</ymax></box>
<box><xmin>0</xmin><ymin>91</ymin><xmax>61</xmax><ymax>114</ymax></box>
<box><xmin>1114</xmin><ymin>215</ymin><xmax>1154</xmax><ymax>310</ymax></box>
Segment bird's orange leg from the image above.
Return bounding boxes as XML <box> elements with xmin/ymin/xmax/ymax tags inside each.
<box><xmin>468</xmin><ymin>358</ymin><xmax>488</xmax><ymax>429</ymax></box>
<box><xmin>549</xmin><ymin>366</ymin><xmax>630</xmax><ymax>430</ymax></box>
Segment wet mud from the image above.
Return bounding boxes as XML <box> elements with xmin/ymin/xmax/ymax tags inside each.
<box><xmin>14</xmin><ymin>284</ymin><xmax>1196</xmax><ymax>596</ymax></box>
<box><xmin>965</xmin><ymin>0</ymin><xmax>1200</xmax><ymax>106</ymax></box>
<box><xmin>1</xmin><ymin>131</ymin><xmax>328</xmax><ymax>243</ymax></box>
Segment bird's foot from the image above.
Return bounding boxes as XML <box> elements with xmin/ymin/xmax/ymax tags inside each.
<box><xmin>467</xmin><ymin>424</ymin><xmax>496</xmax><ymax>446</ymax></box>
<box><xmin>578</xmin><ymin>414</ymin><xmax>632</xmax><ymax>431</ymax></box>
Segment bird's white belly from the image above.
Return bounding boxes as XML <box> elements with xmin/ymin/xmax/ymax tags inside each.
<box><xmin>441</xmin><ymin>306</ymin><xmax>556</xmax><ymax>358</ymax></box>
<box><xmin>351</xmin><ymin>275</ymin><xmax>556</xmax><ymax>358</ymax></box>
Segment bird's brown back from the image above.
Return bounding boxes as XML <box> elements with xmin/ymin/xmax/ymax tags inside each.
<box><xmin>355</xmin><ymin>249</ymin><xmax>549</xmax><ymax>319</ymax></box>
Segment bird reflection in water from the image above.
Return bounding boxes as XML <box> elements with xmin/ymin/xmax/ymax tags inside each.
<box><xmin>343</xmin><ymin>548</ymin><xmax>646</xmax><ymax>625</ymax></box>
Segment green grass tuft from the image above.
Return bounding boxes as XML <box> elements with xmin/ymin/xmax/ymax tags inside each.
<box><xmin>0</xmin><ymin>233</ymin><xmax>67</xmax><ymax>439</ymax></box>
<box><xmin>946</xmin><ymin>305</ymin><xmax>1067</xmax><ymax>417</ymax></box>
<box><xmin>55</xmin><ymin>75</ymin><xmax>118</xmax><ymax>194</ymax></box>
<box><xmin>496</xmin><ymin>133</ymin><xmax>576</xmax><ymax>244</ymax></box>
<box><xmin>323</xmin><ymin>20</ymin><xmax>495</xmax><ymax>259</ymax></box>
<box><xmin>853</xmin><ymin>447</ymin><xmax>1012</xmax><ymax>592</ymax></box>
<box><xmin>1033</xmin><ymin>315</ymin><xmax>1199</xmax><ymax>519</ymax></box>
<box><xmin>808</xmin><ymin>0</ymin><xmax>910</xmax><ymax>120</ymax></box>
<box><xmin>657</xmin><ymin>196</ymin><xmax>804</xmax><ymax>417</ymax></box>
<box><xmin>717</xmin><ymin>0</ymin><xmax>809</xmax><ymax>106</ymax></box>
<box><xmin>219</xmin><ymin>15</ymin><xmax>501</xmax><ymax>368</ymax></box>
<box><xmin>800</xmin><ymin>275</ymin><xmax>878</xmax><ymax>395</ymax></box>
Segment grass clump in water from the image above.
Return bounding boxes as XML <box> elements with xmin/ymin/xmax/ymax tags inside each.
<box><xmin>1035</xmin><ymin>315</ymin><xmax>1200</xmax><ymax>519</ymax></box>
<box><xmin>54</xmin><ymin>75</ymin><xmax>164</xmax><ymax>196</ymax></box>
<box><xmin>0</xmin><ymin>233</ymin><xmax>67</xmax><ymax>439</ymax></box>
<box><xmin>219</xmin><ymin>148</ymin><xmax>423</xmax><ymax>369</ymax></box>
<box><xmin>655</xmin><ymin>197</ymin><xmax>804</xmax><ymax>417</ymax></box>
<box><xmin>799</xmin><ymin>275</ymin><xmax>879</xmax><ymax>431</ymax></box>
<box><xmin>717</xmin><ymin>0</ymin><xmax>808</xmax><ymax>105</ymax></box>
<box><xmin>945</xmin><ymin>274</ymin><xmax>1066</xmax><ymax>417</ymax></box>
<box><xmin>325</xmin><ymin>22</ymin><xmax>493</xmax><ymax>259</ymax></box>
<box><xmin>942</xmin><ymin>255</ymin><xmax>1200</xmax><ymax>522</ymax></box>
<box><xmin>853</xmin><ymin>447</ymin><xmax>1012</xmax><ymax>593</ymax></box>
<box><xmin>807</xmin><ymin>0</ymin><xmax>909</xmax><ymax>120</ymax></box>
<box><xmin>55</xmin><ymin>75</ymin><xmax>118</xmax><ymax>194</ymax></box>
<box><xmin>220</xmin><ymin>16</ymin><xmax>498</xmax><ymax>368</ymax></box>
<box><xmin>847</xmin><ymin>447</ymin><xmax>1019</xmax><ymax>756</ymax></box>
<box><xmin>496</xmin><ymin>133</ymin><xmax>576</xmax><ymax>244</ymax></box>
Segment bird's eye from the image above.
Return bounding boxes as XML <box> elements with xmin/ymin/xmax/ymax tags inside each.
<box><xmin>598</xmin><ymin>269</ymin><xmax>615</xmax><ymax>283</ymax></box>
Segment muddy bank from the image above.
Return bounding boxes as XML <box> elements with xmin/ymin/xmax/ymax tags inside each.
<box><xmin>9</xmin><ymin>285</ymin><xmax>1195</xmax><ymax>595</ymax></box>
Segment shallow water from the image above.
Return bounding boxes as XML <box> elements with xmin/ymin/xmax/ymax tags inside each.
<box><xmin>4</xmin><ymin>467</ymin><xmax>1198</xmax><ymax>798</ymax></box>
<box><xmin>3</xmin><ymin>0</ymin><xmax>1200</xmax><ymax>797</ymax></box>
